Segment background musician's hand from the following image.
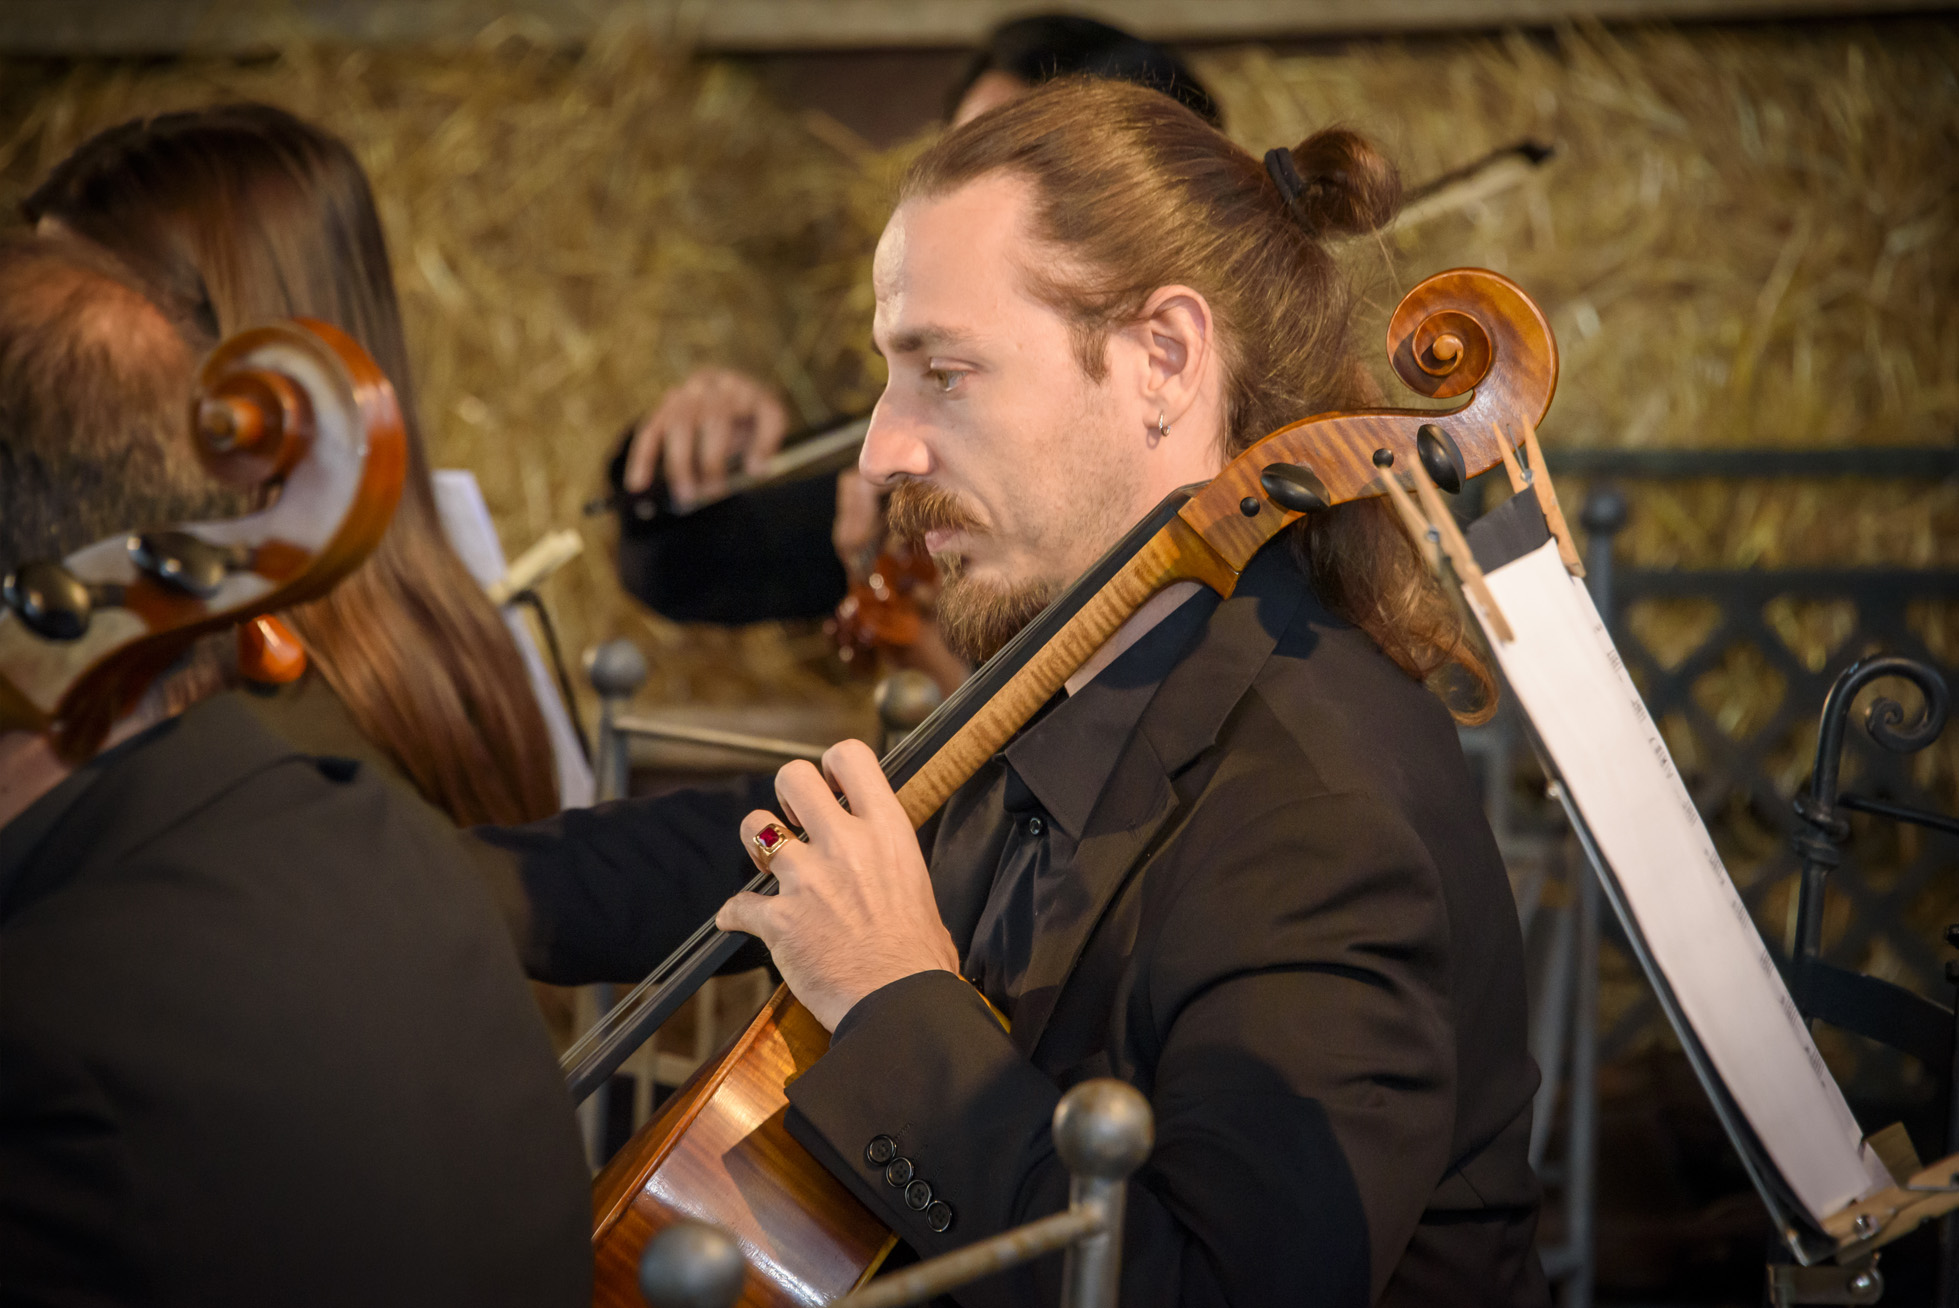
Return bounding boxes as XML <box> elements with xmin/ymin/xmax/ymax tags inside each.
<box><xmin>623</xmin><ymin>366</ymin><xmax>789</xmax><ymax>507</ymax></box>
<box><xmin>717</xmin><ymin>740</ymin><xmax>958</xmax><ymax>1032</ymax></box>
<box><xmin>832</xmin><ymin>469</ymin><xmax>887</xmax><ymax>579</ymax></box>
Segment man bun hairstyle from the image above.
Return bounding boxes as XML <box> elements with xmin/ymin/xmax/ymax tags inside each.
<box><xmin>1268</xmin><ymin>128</ymin><xmax>1403</xmax><ymax>238</ymax></box>
<box><xmin>902</xmin><ymin>78</ymin><xmax>1492</xmax><ymax>718</ymax></box>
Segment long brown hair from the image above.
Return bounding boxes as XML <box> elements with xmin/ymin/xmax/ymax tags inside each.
<box><xmin>904</xmin><ymin>79</ymin><xmax>1493</xmax><ymax>717</ymax></box>
<box><xmin>26</xmin><ymin>104</ymin><xmax>561</xmax><ymax>823</ymax></box>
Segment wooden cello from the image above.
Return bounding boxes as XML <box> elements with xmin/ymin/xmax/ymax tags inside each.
<box><xmin>584</xmin><ymin>268</ymin><xmax>1560</xmax><ymax>1306</ymax></box>
<box><xmin>0</xmin><ymin>318</ymin><xmax>406</xmax><ymax>758</ymax></box>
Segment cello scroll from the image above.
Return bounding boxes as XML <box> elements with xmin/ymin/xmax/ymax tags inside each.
<box><xmin>0</xmin><ymin>317</ymin><xmax>406</xmax><ymax>760</ymax></box>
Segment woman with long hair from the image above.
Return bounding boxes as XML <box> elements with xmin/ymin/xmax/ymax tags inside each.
<box><xmin>25</xmin><ymin>103</ymin><xmax>560</xmax><ymax>829</ymax></box>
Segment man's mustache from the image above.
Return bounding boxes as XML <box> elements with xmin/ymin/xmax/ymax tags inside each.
<box><xmin>886</xmin><ymin>482</ymin><xmax>984</xmax><ymax>547</ymax></box>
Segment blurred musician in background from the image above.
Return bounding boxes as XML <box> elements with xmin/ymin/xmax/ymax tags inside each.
<box><xmin>0</xmin><ymin>235</ymin><xmax>592</xmax><ymax>1308</ymax></box>
<box><xmin>610</xmin><ymin>15</ymin><xmax>1220</xmax><ymax>657</ymax></box>
<box><xmin>23</xmin><ymin>105</ymin><xmax>565</xmax><ymax>830</ymax></box>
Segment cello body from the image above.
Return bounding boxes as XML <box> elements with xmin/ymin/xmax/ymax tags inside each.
<box><xmin>591</xmin><ymin>988</ymin><xmax>892</xmax><ymax>1307</ymax></box>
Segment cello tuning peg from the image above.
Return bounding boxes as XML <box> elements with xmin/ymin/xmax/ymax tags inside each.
<box><xmin>1258</xmin><ymin>461</ymin><xmax>1330</xmax><ymax>514</ymax></box>
<box><xmin>3</xmin><ymin>561</ymin><xmax>104</xmax><ymax>642</ymax></box>
<box><xmin>1416</xmin><ymin>424</ymin><xmax>1466</xmax><ymax>494</ymax></box>
<box><xmin>127</xmin><ymin>530</ymin><xmax>250</xmax><ymax>600</ymax></box>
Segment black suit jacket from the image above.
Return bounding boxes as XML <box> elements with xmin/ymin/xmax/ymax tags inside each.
<box><xmin>782</xmin><ymin>546</ymin><xmax>1548</xmax><ymax>1306</ymax></box>
<box><xmin>498</xmin><ymin>546</ymin><xmax>1547</xmax><ymax>1306</ymax></box>
<box><xmin>0</xmin><ymin>695</ymin><xmax>590</xmax><ymax>1308</ymax></box>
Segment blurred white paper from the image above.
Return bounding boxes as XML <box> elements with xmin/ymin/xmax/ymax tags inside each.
<box><xmin>432</xmin><ymin>469</ymin><xmax>596</xmax><ymax>811</ymax></box>
<box><xmin>1474</xmin><ymin>539</ymin><xmax>1889</xmax><ymax>1225</ymax></box>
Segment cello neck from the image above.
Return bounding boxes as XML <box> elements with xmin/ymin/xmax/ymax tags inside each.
<box><xmin>879</xmin><ymin>489</ymin><xmax>1223</xmax><ymax>820</ymax></box>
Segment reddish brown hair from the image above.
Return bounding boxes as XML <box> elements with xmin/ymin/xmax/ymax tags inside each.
<box><xmin>26</xmin><ymin>105</ymin><xmax>561</xmax><ymax>823</ymax></box>
<box><xmin>904</xmin><ymin>78</ymin><xmax>1492</xmax><ymax>717</ymax></box>
<box><xmin>0</xmin><ymin>235</ymin><xmax>247</xmax><ymax>578</ymax></box>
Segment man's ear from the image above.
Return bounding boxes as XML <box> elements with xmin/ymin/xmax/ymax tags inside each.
<box><xmin>1119</xmin><ymin>284</ymin><xmax>1214</xmax><ymax>433</ymax></box>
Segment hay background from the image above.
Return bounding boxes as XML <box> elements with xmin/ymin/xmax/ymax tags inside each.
<box><xmin>1</xmin><ymin>16</ymin><xmax>1954</xmax><ymax>1056</ymax></box>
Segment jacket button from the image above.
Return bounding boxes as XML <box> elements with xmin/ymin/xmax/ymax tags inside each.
<box><xmin>905</xmin><ymin>1179</ymin><xmax>934</xmax><ymax>1212</ymax></box>
<box><xmin>884</xmin><ymin>1157</ymin><xmax>914</xmax><ymax>1187</ymax></box>
<box><xmin>926</xmin><ymin>1200</ymin><xmax>954</xmax><ymax>1233</ymax></box>
<box><xmin>865</xmin><ymin>1136</ymin><xmax>897</xmax><ymax>1167</ymax></box>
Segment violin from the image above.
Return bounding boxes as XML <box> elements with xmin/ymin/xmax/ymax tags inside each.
<box><xmin>578</xmin><ymin>267</ymin><xmax>1559</xmax><ymax>1307</ymax></box>
<box><xmin>828</xmin><ymin>542</ymin><xmax>938</xmax><ymax>669</ymax></box>
<box><xmin>0</xmin><ymin>319</ymin><xmax>406</xmax><ymax>761</ymax></box>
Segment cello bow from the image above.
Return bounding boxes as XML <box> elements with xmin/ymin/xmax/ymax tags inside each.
<box><xmin>585</xmin><ymin>266</ymin><xmax>1557</xmax><ymax>1307</ymax></box>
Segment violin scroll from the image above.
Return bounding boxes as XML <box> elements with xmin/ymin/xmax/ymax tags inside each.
<box><xmin>0</xmin><ymin>317</ymin><xmax>405</xmax><ymax>760</ymax></box>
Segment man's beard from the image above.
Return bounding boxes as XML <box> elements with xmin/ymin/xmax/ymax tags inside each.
<box><xmin>888</xmin><ymin>482</ymin><xmax>1055</xmax><ymax>666</ymax></box>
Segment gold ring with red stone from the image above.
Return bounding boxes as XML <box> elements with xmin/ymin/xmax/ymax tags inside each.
<box><xmin>751</xmin><ymin>821</ymin><xmax>799</xmax><ymax>867</ymax></box>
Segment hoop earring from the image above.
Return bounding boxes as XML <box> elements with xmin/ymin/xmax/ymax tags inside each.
<box><xmin>1157</xmin><ymin>411</ymin><xmax>1171</xmax><ymax>439</ymax></box>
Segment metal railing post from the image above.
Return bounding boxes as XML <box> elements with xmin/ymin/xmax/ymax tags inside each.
<box><xmin>575</xmin><ymin>639</ymin><xmax>648</xmax><ymax>1167</ymax></box>
<box><xmin>587</xmin><ymin>639</ymin><xmax>649</xmax><ymax>805</ymax></box>
<box><xmin>874</xmin><ymin>669</ymin><xmax>944</xmax><ymax>754</ymax></box>
<box><xmin>1054</xmin><ymin>1080</ymin><xmax>1153</xmax><ymax>1308</ymax></box>
<box><xmin>1548</xmin><ymin>485</ymin><xmax>1623</xmax><ymax>1308</ymax></box>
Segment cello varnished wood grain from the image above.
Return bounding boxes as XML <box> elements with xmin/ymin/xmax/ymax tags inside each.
<box><xmin>593</xmin><ymin>989</ymin><xmax>895</xmax><ymax>1308</ymax></box>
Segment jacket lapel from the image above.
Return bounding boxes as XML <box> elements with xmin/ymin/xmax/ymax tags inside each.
<box><xmin>1011</xmin><ymin>544</ymin><xmax>1311</xmax><ymax>1055</ymax></box>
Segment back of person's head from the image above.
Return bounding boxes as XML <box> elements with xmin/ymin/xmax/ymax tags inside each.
<box><xmin>25</xmin><ymin>105</ymin><xmax>560</xmax><ymax>825</ymax></box>
<box><xmin>0</xmin><ymin>235</ymin><xmax>246</xmax><ymax>581</ymax></box>
<box><xmin>949</xmin><ymin>14</ymin><xmax>1220</xmax><ymax>126</ymax></box>
<box><xmin>903</xmin><ymin>78</ymin><xmax>1490</xmax><ymax>715</ymax></box>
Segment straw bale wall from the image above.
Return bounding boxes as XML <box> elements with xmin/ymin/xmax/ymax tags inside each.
<box><xmin>1</xmin><ymin>18</ymin><xmax>1954</xmax><ymax>1055</ymax></box>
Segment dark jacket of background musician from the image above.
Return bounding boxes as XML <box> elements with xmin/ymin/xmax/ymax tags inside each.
<box><xmin>607</xmin><ymin>435</ymin><xmax>847</xmax><ymax>626</ymax></box>
<box><xmin>785</xmin><ymin>545</ymin><xmax>1549</xmax><ymax>1307</ymax></box>
<box><xmin>0</xmin><ymin>695</ymin><xmax>590</xmax><ymax>1308</ymax></box>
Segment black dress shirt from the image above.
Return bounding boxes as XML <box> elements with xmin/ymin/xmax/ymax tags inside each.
<box><xmin>959</xmin><ymin>594</ymin><xmax>1210</xmax><ymax>1026</ymax></box>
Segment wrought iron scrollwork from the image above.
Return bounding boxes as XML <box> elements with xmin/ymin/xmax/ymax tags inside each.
<box><xmin>1809</xmin><ymin>656</ymin><xmax>1950</xmax><ymax>814</ymax></box>
<box><xmin>1790</xmin><ymin>656</ymin><xmax>1955</xmax><ymax>1062</ymax></box>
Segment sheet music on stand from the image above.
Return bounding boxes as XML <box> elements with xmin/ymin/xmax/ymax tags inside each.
<box><xmin>1460</xmin><ymin>495</ymin><xmax>1894</xmax><ymax>1250</ymax></box>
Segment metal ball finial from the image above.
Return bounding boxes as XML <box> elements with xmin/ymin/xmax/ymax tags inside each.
<box><xmin>875</xmin><ymin>669</ymin><xmax>943</xmax><ymax>735</ymax></box>
<box><xmin>587</xmin><ymin>639</ymin><xmax>649</xmax><ymax>699</ymax></box>
<box><xmin>1579</xmin><ymin>485</ymin><xmax>1629</xmax><ymax>536</ymax></box>
<box><xmin>1052</xmin><ymin>1079</ymin><xmax>1154</xmax><ymax>1182</ymax></box>
<box><xmin>638</xmin><ymin>1221</ymin><xmax>746</xmax><ymax>1308</ymax></box>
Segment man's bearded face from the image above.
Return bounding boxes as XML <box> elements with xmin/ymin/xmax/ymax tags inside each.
<box><xmin>860</xmin><ymin>173</ymin><xmax>1145</xmax><ymax>667</ymax></box>
<box><xmin>887</xmin><ymin>481</ymin><xmax>1053</xmax><ymax>665</ymax></box>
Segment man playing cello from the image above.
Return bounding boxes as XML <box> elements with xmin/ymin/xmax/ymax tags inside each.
<box><xmin>693</xmin><ymin>80</ymin><xmax>1549</xmax><ymax>1305</ymax></box>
